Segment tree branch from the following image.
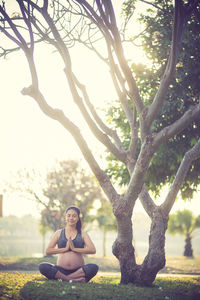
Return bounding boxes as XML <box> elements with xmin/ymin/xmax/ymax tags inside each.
<box><xmin>36</xmin><ymin>7</ymin><xmax>128</xmax><ymax>163</ymax></box>
<box><xmin>17</xmin><ymin>0</ymin><xmax>34</xmax><ymax>51</ymax></box>
<box><xmin>139</xmin><ymin>185</ymin><xmax>157</xmax><ymax>219</ymax></box>
<box><xmin>21</xmin><ymin>85</ymin><xmax>119</xmax><ymax>205</ymax></box>
<box><xmin>123</xmin><ymin>135</ymin><xmax>155</xmax><ymax>207</ymax></box>
<box><xmin>76</xmin><ymin>0</ymin><xmax>144</xmax><ymax>115</ymax></box>
<box><xmin>128</xmin><ymin>106</ymin><xmax>138</xmax><ymax>158</ymax></box>
<box><xmin>0</xmin><ymin>4</ymin><xmax>28</xmax><ymax>51</ymax></box>
<box><xmin>161</xmin><ymin>138</ymin><xmax>200</xmax><ymax>215</ymax></box>
<box><xmin>0</xmin><ymin>24</ymin><xmax>21</xmax><ymax>47</ymax></box>
<box><xmin>153</xmin><ymin>102</ymin><xmax>200</xmax><ymax>147</ymax></box>
<box><xmin>104</xmin><ymin>2</ymin><xmax>144</xmax><ymax>114</ymax></box>
<box><xmin>185</xmin><ymin>0</ymin><xmax>200</xmax><ymax>17</ymax></box>
<box><xmin>73</xmin><ymin>74</ymin><xmax>125</xmax><ymax>151</ymax></box>
<box><xmin>140</xmin><ymin>0</ymin><xmax>166</xmax><ymax>12</ymax></box>
<box><xmin>105</xmin><ymin>40</ymin><xmax>138</xmax><ymax>155</ymax></box>
<box><xmin>145</xmin><ymin>0</ymin><xmax>186</xmax><ymax>131</ymax></box>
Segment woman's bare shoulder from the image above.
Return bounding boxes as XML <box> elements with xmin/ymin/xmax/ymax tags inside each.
<box><xmin>81</xmin><ymin>230</ymin><xmax>90</xmax><ymax>238</ymax></box>
<box><xmin>52</xmin><ymin>229</ymin><xmax>62</xmax><ymax>239</ymax></box>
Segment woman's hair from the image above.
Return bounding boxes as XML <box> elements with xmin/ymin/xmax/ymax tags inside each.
<box><xmin>66</xmin><ymin>205</ymin><xmax>82</xmax><ymax>233</ymax></box>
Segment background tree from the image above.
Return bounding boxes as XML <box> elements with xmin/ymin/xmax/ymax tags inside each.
<box><xmin>1</xmin><ymin>0</ymin><xmax>200</xmax><ymax>285</ymax></box>
<box><xmin>0</xmin><ymin>214</ymin><xmax>39</xmax><ymax>238</ymax></box>
<box><xmin>96</xmin><ymin>198</ymin><xmax>117</xmax><ymax>257</ymax></box>
<box><xmin>168</xmin><ymin>209</ymin><xmax>200</xmax><ymax>257</ymax></box>
<box><xmin>40</xmin><ymin>160</ymin><xmax>102</xmax><ymax>231</ymax></box>
<box><xmin>38</xmin><ymin>220</ymin><xmax>51</xmax><ymax>256</ymax></box>
<box><xmin>0</xmin><ymin>214</ymin><xmax>45</xmax><ymax>256</ymax></box>
<box><xmin>10</xmin><ymin>160</ymin><xmax>104</xmax><ymax>231</ymax></box>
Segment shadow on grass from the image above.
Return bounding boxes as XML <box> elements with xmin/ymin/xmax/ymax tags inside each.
<box><xmin>19</xmin><ymin>276</ymin><xmax>200</xmax><ymax>300</ymax></box>
<box><xmin>20</xmin><ymin>278</ymin><xmax>123</xmax><ymax>300</ymax></box>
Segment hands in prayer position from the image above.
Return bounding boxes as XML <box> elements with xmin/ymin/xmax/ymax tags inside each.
<box><xmin>65</xmin><ymin>237</ymin><xmax>75</xmax><ymax>252</ymax></box>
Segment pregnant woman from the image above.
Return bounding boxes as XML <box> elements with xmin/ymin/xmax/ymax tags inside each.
<box><xmin>39</xmin><ymin>206</ymin><xmax>99</xmax><ymax>282</ymax></box>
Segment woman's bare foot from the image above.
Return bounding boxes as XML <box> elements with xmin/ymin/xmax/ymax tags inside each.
<box><xmin>70</xmin><ymin>277</ymin><xmax>86</xmax><ymax>282</ymax></box>
<box><xmin>55</xmin><ymin>269</ymin><xmax>86</xmax><ymax>282</ymax></box>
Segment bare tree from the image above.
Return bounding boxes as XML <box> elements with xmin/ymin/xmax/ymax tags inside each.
<box><xmin>0</xmin><ymin>0</ymin><xmax>200</xmax><ymax>284</ymax></box>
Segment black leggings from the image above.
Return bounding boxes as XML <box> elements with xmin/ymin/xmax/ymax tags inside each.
<box><xmin>39</xmin><ymin>262</ymin><xmax>98</xmax><ymax>282</ymax></box>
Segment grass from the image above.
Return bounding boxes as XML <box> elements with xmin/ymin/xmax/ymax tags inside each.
<box><xmin>1</xmin><ymin>255</ymin><xmax>200</xmax><ymax>274</ymax></box>
<box><xmin>0</xmin><ymin>256</ymin><xmax>120</xmax><ymax>272</ymax></box>
<box><xmin>0</xmin><ymin>256</ymin><xmax>200</xmax><ymax>299</ymax></box>
<box><xmin>163</xmin><ymin>256</ymin><xmax>200</xmax><ymax>274</ymax></box>
<box><xmin>0</xmin><ymin>272</ymin><xmax>200</xmax><ymax>300</ymax></box>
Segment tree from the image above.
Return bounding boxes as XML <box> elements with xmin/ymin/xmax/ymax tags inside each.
<box><xmin>96</xmin><ymin>198</ymin><xmax>117</xmax><ymax>257</ymax></box>
<box><xmin>39</xmin><ymin>221</ymin><xmax>51</xmax><ymax>256</ymax></box>
<box><xmin>106</xmin><ymin>0</ymin><xmax>200</xmax><ymax>199</ymax></box>
<box><xmin>0</xmin><ymin>214</ymin><xmax>40</xmax><ymax>238</ymax></box>
<box><xmin>0</xmin><ymin>0</ymin><xmax>200</xmax><ymax>285</ymax></box>
<box><xmin>13</xmin><ymin>160</ymin><xmax>103</xmax><ymax>231</ymax></box>
<box><xmin>168</xmin><ymin>210</ymin><xmax>200</xmax><ymax>257</ymax></box>
<box><xmin>41</xmin><ymin>160</ymin><xmax>104</xmax><ymax>230</ymax></box>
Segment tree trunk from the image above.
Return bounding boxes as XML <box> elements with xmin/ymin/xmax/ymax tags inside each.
<box><xmin>42</xmin><ymin>233</ymin><xmax>46</xmax><ymax>256</ymax></box>
<box><xmin>113</xmin><ymin>207</ymin><xmax>168</xmax><ymax>285</ymax></box>
<box><xmin>112</xmin><ymin>215</ymin><xmax>138</xmax><ymax>284</ymax></box>
<box><xmin>184</xmin><ymin>236</ymin><xmax>193</xmax><ymax>257</ymax></box>
<box><xmin>103</xmin><ymin>226</ymin><xmax>107</xmax><ymax>257</ymax></box>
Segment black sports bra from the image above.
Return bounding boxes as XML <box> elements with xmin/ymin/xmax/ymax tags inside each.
<box><xmin>57</xmin><ymin>228</ymin><xmax>84</xmax><ymax>249</ymax></box>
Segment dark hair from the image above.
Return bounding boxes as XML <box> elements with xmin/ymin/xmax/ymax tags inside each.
<box><xmin>66</xmin><ymin>206</ymin><xmax>82</xmax><ymax>233</ymax></box>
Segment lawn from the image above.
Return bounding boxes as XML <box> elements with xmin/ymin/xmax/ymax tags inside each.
<box><xmin>1</xmin><ymin>255</ymin><xmax>200</xmax><ymax>274</ymax></box>
<box><xmin>0</xmin><ymin>256</ymin><xmax>200</xmax><ymax>299</ymax></box>
<box><xmin>0</xmin><ymin>272</ymin><xmax>200</xmax><ymax>300</ymax></box>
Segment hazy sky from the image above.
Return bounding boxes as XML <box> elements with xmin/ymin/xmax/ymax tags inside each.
<box><xmin>0</xmin><ymin>0</ymin><xmax>199</xmax><ymax>218</ymax></box>
<box><xmin>0</xmin><ymin>0</ymin><xmax>136</xmax><ymax>216</ymax></box>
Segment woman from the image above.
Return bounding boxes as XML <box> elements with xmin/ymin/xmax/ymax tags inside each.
<box><xmin>39</xmin><ymin>206</ymin><xmax>99</xmax><ymax>282</ymax></box>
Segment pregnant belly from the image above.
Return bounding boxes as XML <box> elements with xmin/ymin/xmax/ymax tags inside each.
<box><xmin>57</xmin><ymin>252</ymin><xmax>84</xmax><ymax>270</ymax></box>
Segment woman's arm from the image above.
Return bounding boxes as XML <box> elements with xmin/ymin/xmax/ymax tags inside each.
<box><xmin>46</xmin><ymin>230</ymin><xmax>69</xmax><ymax>255</ymax></box>
<box><xmin>69</xmin><ymin>231</ymin><xmax>96</xmax><ymax>254</ymax></box>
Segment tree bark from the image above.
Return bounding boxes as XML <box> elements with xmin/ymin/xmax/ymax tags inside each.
<box><xmin>184</xmin><ymin>236</ymin><xmax>193</xmax><ymax>257</ymax></box>
<box><xmin>103</xmin><ymin>226</ymin><xmax>107</xmax><ymax>257</ymax></box>
<box><xmin>138</xmin><ymin>208</ymin><xmax>168</xmax><ymax>284</ymax></box>
<box><xmin>113</xmin><ymin>207</ymin><xmax>168</xmax><ymax>285</ymax></box>
<box><xmin>112</xmin><ymin>214</ymin><xmax>138</xmax><ymax>284</ymax></box>
<box><xmin>42</xmin><ymin>233</ymin><xmax>46</xmax><ymax>257</ymax></box>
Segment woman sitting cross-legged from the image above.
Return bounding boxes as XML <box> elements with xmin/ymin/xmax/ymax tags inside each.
<box><xmin>39</xmin><ymin>205</ymin><xmax>99</xmax><ymax>282</ymax></box>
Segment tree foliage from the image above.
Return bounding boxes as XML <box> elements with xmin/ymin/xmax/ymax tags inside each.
<box><xmin>106</xmin><ymin>0</ymin><xmax>200</xmax><ymax>198</ymax></box>
<box><xmin>0</xmin><ymin>214</ymin><xmax>40</xmax><ymax>238</ymax></box>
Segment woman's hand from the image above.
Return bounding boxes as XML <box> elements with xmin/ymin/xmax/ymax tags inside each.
<box><xmin>68</xmin><ymin>237</ymin><xmax>75</xmax><ymax>251</ymax></box>
<box><xmin>64</xmin><ymin>239</ymin><xmax>70</xmax><ymax>252</ymax></box>
<box><xmin>66</xmin><ymin>232</ymin><xmax>96</xmax><ymax>255</ymax></box>
<box><xmin>46</xmin><ymin>229</ymin><xmax>70</xmax><ymax>255</ymax></box>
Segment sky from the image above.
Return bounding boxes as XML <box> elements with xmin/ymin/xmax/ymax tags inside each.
<box><xmin>0</xmin><ymin>0</ymin><xmax>199</xmax><ymax>218</ymax></box>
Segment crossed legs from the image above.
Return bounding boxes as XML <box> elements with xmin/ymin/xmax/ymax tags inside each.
<box><xmin>39</xmin><ymin>263</ymin><xmax>98</xmax><ymax>282</ymax></box>
<box><xmin>55</xmin><ymin>268</ymin><xmax>86</xmax><ymax>282</ymax></box>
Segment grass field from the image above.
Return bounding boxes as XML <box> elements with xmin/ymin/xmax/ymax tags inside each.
<box><xmin>0</xmin><ymin>256</ymin><xmax>200</xmax><ymax>299</ymax></box>
<box><xmin>1</xmin><ymin>255</ymin><xmax>200</xmax><ymax>274</ymax></box>
<box><xmin>0</xmin><ymin>272</ymin><xmax>200</xmax><ymax>300</ymax></box>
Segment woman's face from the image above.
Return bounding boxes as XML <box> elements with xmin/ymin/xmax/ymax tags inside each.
<box><xmin>66</xmin><ymin>209</ymin><xmax>79</xmax><ymax>226</ymax></box>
